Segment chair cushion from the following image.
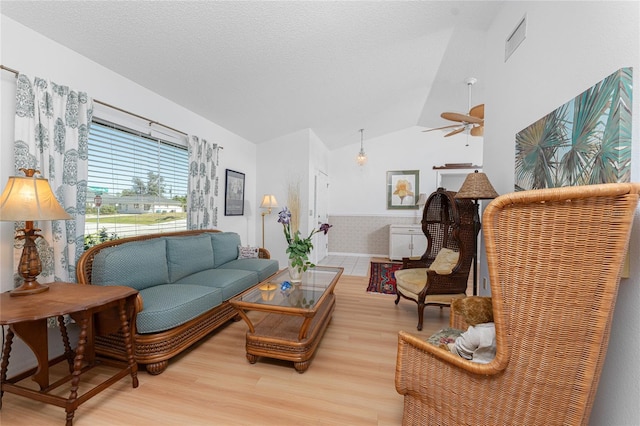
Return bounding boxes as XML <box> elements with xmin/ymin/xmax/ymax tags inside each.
<box><xmin>166</xmin><ymin>234</ymin><xmax>215</xmax><ymax>282</ymax></box>
<box><xmin>395</xmin><ymin>268</ymin><xmax>466</xmax><ymax>303</ymax></box>
<box><xmin>429</xmin><ymin>248</ymin><xmax>459</xmax><ymax>274</ymax></box>
<box><xmin>395</xmin><ymin>268</ymin><xmax>429</xmax><ymax>294</ymax></box>
<box><xmin>91</xmin><ymin>238</ymin><xmax>169</xmax><ymax>290</ymax></box>
<box><xmin>174</xmin><ymin>268</ymin><xmax>259</xmax><ymax>300</ymax></box>
<box><xmin>211</xmin><ymin>232</ymin><xmax>242</xmax><ymax>267</ymax></box>
<box><xmin>136</xmin><ymin>284</ymin><xmax>223</xmax><ymax>334</ymax></box>
<box><xmin>218</xmin><ymin>258</ymin><xmax>279</xmax><ymax>282</ymax></box>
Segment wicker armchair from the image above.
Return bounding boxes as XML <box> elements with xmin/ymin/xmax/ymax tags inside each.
<box><xmin>395</xmin><ymin>183</ymin><xmax>640</xmax><ymax>425</ymax></box>
<box><xmin>394</xmin><ymin>188</ymin><xmax>476</xmax><ymax>330</ymax></box>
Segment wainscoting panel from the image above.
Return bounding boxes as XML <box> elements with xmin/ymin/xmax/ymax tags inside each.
<box><xmin>328</xmin><ymin>215</ymin><xmax>419</xmax><ymax>256</ymax></box>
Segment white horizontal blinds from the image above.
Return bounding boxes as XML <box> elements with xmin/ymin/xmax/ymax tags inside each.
<box><xmin>87</xmin><ymin>119</ymin><xmax>188</xmax><ymax>239</ymax></box>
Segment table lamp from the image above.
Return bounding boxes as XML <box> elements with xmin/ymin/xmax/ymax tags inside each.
<box><xmin>0</xmin><ymin>168</ymin><xmax>71</xmax><ymax>296</ymax></box>
<box><xmin>259</xmin><ymin>194</ymin><xmax>278</xmax><ymax>248</ymax></box>
<box><xmin>454</xmin><ymin>170</ymin><xmax>499</xmax><ymax>295</ymax></box>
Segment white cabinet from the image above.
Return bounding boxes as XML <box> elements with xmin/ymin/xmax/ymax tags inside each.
<box><xmin>389</xmin><ymin>225</ymin><xmax>427</xmax><ymax>261</ymax></box>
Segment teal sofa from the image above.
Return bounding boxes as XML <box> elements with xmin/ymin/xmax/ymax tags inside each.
<box><xmin>77</xmin><ymin>230</ymin><xmax>278</xmax><ymax>375</ymax></box>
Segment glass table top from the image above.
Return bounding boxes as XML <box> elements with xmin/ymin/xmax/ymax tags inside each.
<box><xmin>236</xmin><ymin>266</ymin><xmax>343</xmax><ymax>309</ymax></box>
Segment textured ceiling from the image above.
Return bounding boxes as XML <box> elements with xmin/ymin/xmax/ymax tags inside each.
<box><xmin>1</xmin><ymin>1</ymin><xmax>503</xmax><ymax>149</ymax></box>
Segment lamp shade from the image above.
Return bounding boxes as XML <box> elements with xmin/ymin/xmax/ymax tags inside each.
<box><xmin>455</xmin><ymin>170</ymin><xmax>499</xmax><ymax>200</ymax></box>
<box><xmin>0</xmin><ymin>175</ymin><xmax>71</xmax><ymax>221</ymax></box>
<box><xmin>260</xmin><ymin>194</ymin><xmax>279</xmax><ymax>209</ymax></box>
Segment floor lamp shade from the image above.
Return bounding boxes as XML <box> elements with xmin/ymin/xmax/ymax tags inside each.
<box><xmin>260</xmin><ymin>194</ymin><xmax>278</xmax><ymax>211</ymax></box>
<box><xmin>455</xmin><ymin>170</ymin><xmax>499</xmax><ymax>200</ymax></box>
<box><xmin>0</xmin><ymin>169</ymin><xmax>71</xmax><ymax>296</ymax></box>
<box><xmin>260</xmin><ymin>194</ymin><xmax>278</xmax><ymax>248</ymax></box>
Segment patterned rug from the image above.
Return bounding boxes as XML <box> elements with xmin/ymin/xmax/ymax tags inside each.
<box><xmin>366</xmin><ymin>260</ymin><xmax>403</xmax><ymax>294</ymax></box>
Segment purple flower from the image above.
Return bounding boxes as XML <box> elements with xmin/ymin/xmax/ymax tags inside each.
<box><xmin>319</xmin><ymin>223</ymin><xmax>332</xmax><ymax>235</ymax></box>
<box><xmin>277</xmin><ymin>207</ymin><xmax>291</xmax><ymax>225</ymax></box>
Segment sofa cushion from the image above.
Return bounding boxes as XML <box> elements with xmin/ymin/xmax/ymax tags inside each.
<box><xmin>166</xmin><ymin>234</ymin><xmax>215</xmax><ymax>282</ymax></box>
<box><xmin>211</xmin><ymin>232</ymin><xmax>242</xmax><ymax>267</ymax></box>
<box><xmin>136</xmin><ymin>284</ymin><xmax>223</xmax><ymax>334</ymax></box>
<box><xmin>91</xmin><ymin>238</ymin><xmax>169</xmax><ymax>290</ymax></box>
<box><xmin>218</xmin><ymin>258</ymin><xmax>279</xmax><ymax>282</ymax></box>
<box><xmin>174</xmin><ymin>268</ymin><xmax>258</xmax><ymax>300</ymax></box>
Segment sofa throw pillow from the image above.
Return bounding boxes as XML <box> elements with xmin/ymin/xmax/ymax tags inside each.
<box><xmin>429</xmin><ymin>247</ymin><xmax>459</xmax><ymax>275</ymax></box>
<box><xmin>238</xmin><ymin>245</ymin><xmax>259</xmax><ymax>259</ymax></box>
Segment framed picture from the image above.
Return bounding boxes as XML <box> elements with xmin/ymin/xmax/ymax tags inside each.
<box><xmin>515</xmin><ymin>67</ymin><xmax>632</xmax><ymax>191</ymax></box>
<box><xmin>386</xmin><ymin>170</ymin><xmax>419</xmax><ymax>209</ymax></box>
<box><xmin>224</xmin><ymin>169</ymin><xmax>245</xmax><ymax>216</ymax></box>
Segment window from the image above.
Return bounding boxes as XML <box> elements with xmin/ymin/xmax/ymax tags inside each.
<box><xmin>87</xmin><ymin>119</ymin><xmax>189</xmax><ymax>240</ymax></box>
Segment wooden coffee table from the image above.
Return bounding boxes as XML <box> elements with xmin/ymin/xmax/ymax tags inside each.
<box><xmin>230</xmin><ymin>266</ymin><xmax>343</xmax><ymax>373</ymax></box>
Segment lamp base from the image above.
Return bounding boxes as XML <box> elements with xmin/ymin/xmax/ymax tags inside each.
<box><xmin>10</xmin><ymin>281</ymin><xmax>49</xmax><ymax>297</ymax></box>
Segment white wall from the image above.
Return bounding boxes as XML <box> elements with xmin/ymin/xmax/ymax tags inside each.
<box><xmin>256</xmin><ymin>128</ymin><xmax>312</xmax><ymax>267</ymax></box>
<box><xmin>482</xmin><ymin>2</ymin><xmax>640</xmax><ymax>424</ymax></box>
<box><xmin>0</xmin><ymin>16</ymin><xmax>259</xmax><ymax>374</ymax></box>
<box><xmin>329</xmin><ymin>126</ymin><xmax>483</xmax><ymax>216</ymax></box>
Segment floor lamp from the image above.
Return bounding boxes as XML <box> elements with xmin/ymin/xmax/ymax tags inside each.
<box><xmin>260</xmin><ymin>194</ymin><xmax>278</xmax><ymax>248</ymax></box>
<box><xmin>454</xmin><ymin>170</ymin><xmax>498</xmax><ymax>295</ymax></box>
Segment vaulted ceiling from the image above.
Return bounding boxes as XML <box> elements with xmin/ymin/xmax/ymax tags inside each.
<box><xmin>2</xmin><ymin>1</ymin><xmax>503</xmax><ymax>149</ymax></box>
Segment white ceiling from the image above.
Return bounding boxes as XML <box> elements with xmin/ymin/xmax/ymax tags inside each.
<box><xmin>1</xmin><ymin>1</ymin><xmax>503</xmax><ymax>149</ymax></box>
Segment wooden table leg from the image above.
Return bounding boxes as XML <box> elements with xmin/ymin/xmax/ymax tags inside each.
<box><xmin>66</xmin><ymin>315</ymin><xmax>89</xmax><ymax>426</ymax></box>
<box><xmin>119</xmin><ymin>298</ymin><xmax>138</xmax><ymax>388</ymax></box>
<box><xmin>10</xmin><ymin>319</ymin><xmax>49</xmax><ymax>390</ymax></box>
<box><xmin>0</xmin><ymin>328</ymin><xmax>15</xmax><ymax>409</ymax></box>
<box><xmin>58</xmin><ymin>315</ymin><xmax>75</xmax><ymax>374</ymax></box>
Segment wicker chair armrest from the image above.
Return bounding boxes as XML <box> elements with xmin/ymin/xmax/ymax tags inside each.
<box><xmin>395</xmin><ymin>331</ymin><xmax>506</xmax><ymax>421</ymax></box>
<box><xmin>401</xmin><ymin>257</ymin><xmax>428</xmax><ymax>269</ymax></box>
<box><xmin>424</xmin><ymin>270</ymin><xmax>468</xmax><ymax>294</ymax></box>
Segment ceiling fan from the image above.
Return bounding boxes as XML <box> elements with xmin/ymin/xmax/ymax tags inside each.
<box><xmin>424</xmin><ymin>77</ymin><xmax>484</xmax><ymax>138</ymax></box>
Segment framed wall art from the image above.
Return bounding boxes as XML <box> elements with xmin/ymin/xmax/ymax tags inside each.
<box><xmin>224</xmin><ymin>169</ymin><xmax>245</xmax><ymax>216</ymax></box>
<box><xmin>515</xmin><ymin>67</ymin><xmax>632</xmax><ymax>191</ymax></box>
<box><xmin>386</xmin><ymin>170</ymin><xmax>419</xmax><ymax>209</ymax></box>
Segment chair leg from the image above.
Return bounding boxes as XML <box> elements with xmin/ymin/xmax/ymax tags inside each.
<box><xmin>394</xmin><ymin>293</ymin><xmax>401</xmax><ymax>305</ymax></box>
<box><xmin>417</xmin><ymin>302</ymin><xmax>425</xmax><ymax>331</ymax></box>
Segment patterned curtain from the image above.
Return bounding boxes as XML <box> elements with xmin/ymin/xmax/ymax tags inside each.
<box><xmin>187</xmin><ymin>135</ymin><xmax>220</xmax><ymax>229</ymax></box>
<box><xmin>12</xmin><ymin>74</ymin><xmax>93</xmax><ymax>286</ymax></box>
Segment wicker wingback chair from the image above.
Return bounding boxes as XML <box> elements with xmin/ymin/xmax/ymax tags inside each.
<box><xmin>394</xmin><ymin>188</ymin><xmax>476</xmax><ymax>330</ymax></box>
<box><xmin>395</xmin><ymin>183</ymin><xmax>640</xmax><ymax>425</ymax></box>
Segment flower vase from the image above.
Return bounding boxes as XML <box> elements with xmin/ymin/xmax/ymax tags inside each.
<box><xmin>287</xmin><ymin>259</ymin><xmax>303</xmax><ymax>284</ymax></box>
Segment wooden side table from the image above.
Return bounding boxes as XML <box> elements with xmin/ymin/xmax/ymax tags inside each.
<box><xmin>0</xmin><ymin>282</ymin><xmax>139</xmax><ymax>426</ymax></box>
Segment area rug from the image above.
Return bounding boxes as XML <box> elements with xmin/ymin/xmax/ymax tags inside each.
<box><xmin>366</xmin><ymin>259</ymin><xmax>403</xmax><ymax>294</ymax></box>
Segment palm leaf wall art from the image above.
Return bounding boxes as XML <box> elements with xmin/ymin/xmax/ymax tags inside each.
<box><xmin>515</xmin><ymin>67</ymin><xmax>632</xmax><ymax>191</ymax></box>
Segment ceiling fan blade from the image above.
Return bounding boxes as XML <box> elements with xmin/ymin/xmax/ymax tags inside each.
<box><xmin>422</xmin><ymin>124</ymin><xmax>462</xmax><ymax>132</ymax></box>
<box><xmin>470</xmin><ymin>125</ymin><xmax>484</xmax><ymax>137</ymax></box>
<box><xmin>468</xmin><ymin>104</ymin><xmax>484</xmax><ymax>119</ymax></box>
<box><xmin>444</xmin><ymin>127</ymin><xmax>465</xmax><ymax>137</ymax></box>
<box><xmin>441</xmin><ymin>112</ymin><xmax>483</xmax><ymax>124</ymax></box>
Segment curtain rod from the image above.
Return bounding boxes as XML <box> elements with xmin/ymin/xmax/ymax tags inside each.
<box><xmin>1</xmin><ymin>64</ymin><xmax>223</xmax><ymax>148</ymax></box>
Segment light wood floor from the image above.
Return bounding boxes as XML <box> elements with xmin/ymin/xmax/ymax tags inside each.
<box><xmin>0</xmin><ymin>275</ymin><xmax>451</xmax><ymax>426</ymax></box>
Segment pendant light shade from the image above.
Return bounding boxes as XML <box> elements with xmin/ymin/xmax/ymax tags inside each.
<box><xmin>356</xmin><ymin>129</ymin><xmax>367</xmax><ymax>166</ymax></box>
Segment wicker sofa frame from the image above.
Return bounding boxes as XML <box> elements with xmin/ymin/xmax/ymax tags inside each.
<box><xmin>77</xmin><ymin>229</ymin><xmax>271</xmax><ymax>375</ymax></box>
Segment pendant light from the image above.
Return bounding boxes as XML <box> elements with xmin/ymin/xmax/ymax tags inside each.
<box><xmin>356</xmin><ymin>128</ymin><xmax>367</xmax><ymax>166</ymax></box>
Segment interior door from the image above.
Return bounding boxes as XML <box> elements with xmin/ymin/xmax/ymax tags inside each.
<box><xmin>313</xmin><ymin>171</ymin><xmax>329</xmax><ymax>263</ymax></box>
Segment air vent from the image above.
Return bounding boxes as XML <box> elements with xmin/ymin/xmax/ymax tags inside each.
<box><xmin>505</xmin><ymin>14</ymin><xmax>527</xmax><ymax>61</ymax></box>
